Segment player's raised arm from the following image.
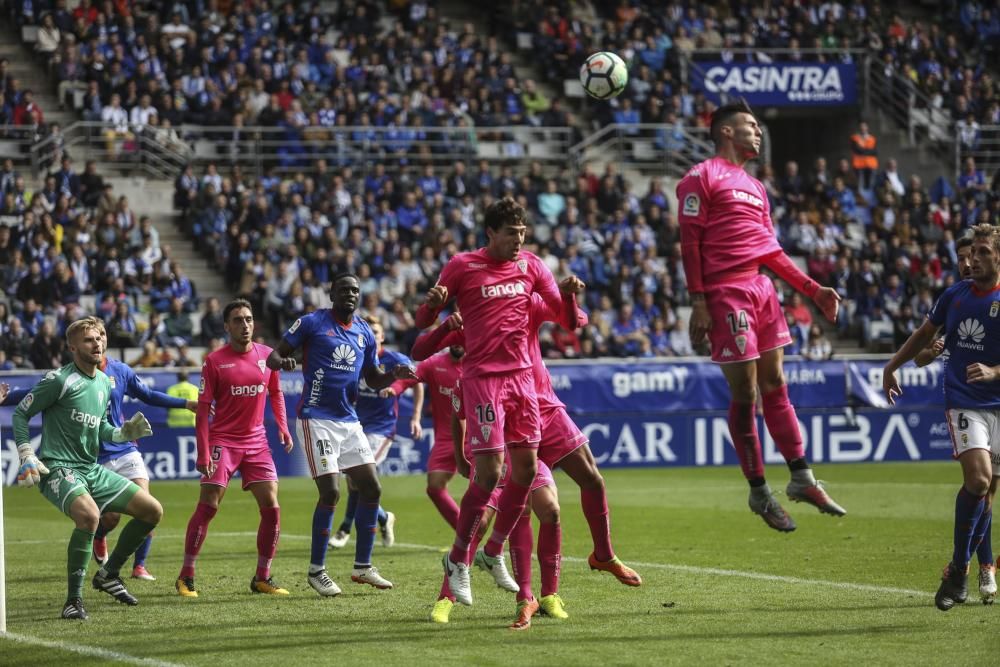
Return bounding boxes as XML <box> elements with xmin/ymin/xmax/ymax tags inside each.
<box><xmin>411</xmin><ymin>314</ymin><xmax>464</xmax><ymax>361</ymax></box>
<box><xmin>882</xmin><ymin>319</ymin><xmax>941</xmax><ymax>405</ymax></box>
<box><xmin>415</xmin><ymin>284</ymin><xmax>451</xmax><ymax>330</ymax></box>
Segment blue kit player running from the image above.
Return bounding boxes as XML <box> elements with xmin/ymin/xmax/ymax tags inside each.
<box><xmin>92</xmin><ymin>326</ymin><xmax>197</xmax><ymax>580</ymax></box>
<box><xmin>883</xmin><ymin>223</ymin><xmax>1000</xmax><ymax>610</ymax></box>
<box><xmin>267</xmin><ymin>273</ymin><xmax>417</xmax><ymax>596</ymax></box>
<box><xmin>328</xmin><ymin>316</ymin><xmax>424</xmax><ymax>551</ymax></box>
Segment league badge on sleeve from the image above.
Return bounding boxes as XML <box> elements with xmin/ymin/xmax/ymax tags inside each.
<box><xmin>683</xmin><ymin>194</ymin><xmax>700</xmax><ymax>216</ymax></box>
<box><xmin>991</xmin><ymin>301</ymin><xmax>999</xmax><ymax>318</ymax></box>
<box><xmin>357</xmin><ymin>334</ymin><xmax>365</xmax><ymax>348</ymax></box>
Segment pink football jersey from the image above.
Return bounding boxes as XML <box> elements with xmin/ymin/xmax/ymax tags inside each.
<box><xmin>415</xmin><ymin>350</ymin><xmax>464</xmax><ymax>446</ymax></box>
<box><xmin>198</xmin><ymin>342</ymin><xmax>278</xmax><ymax>449</ymax></box>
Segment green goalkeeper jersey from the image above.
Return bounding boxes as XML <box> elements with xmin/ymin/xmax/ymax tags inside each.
<box><xmin>12</xmin><ymin>363</ymin><xmax>117</xmax><ymax>469</ymax></box>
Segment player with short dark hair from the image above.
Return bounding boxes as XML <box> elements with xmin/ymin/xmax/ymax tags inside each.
<box><xmin>676</xmin><ymin>98</ymin><xmax>846</xmax><ymax>532</ymax></box>
<box><xmin>883</xmin><ymin>224</ymin><xmax>1000</xmax><ymax>610</ymax></box>
<box><xmin>267</xmin><ymin>274</ymin><xmax>416</xmax><ymax>597</ymax></box>
<box><xmin>12</xmin><ymin>316</ymin><xmax>162</xmax><ymax>619</ymax></box>
<box><xmin>415</xmin><ymin>196</ymin><xmax>563</xmax><ymax>607</ymax></box>
<box><xmin>175</xmin><ymin>299</ymin><xmax>294</xmax><ymax>598</ymax></box>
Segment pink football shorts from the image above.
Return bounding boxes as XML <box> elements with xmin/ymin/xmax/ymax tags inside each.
<box><xmin>538</xmin><ymin>406</ymin><xmax>588</xmax><ymax>468</ymax></box>
<box><xmin>462</xmin><ymin>368</ymin><xmax>541</xmax><ymax>454</ymax></box>
<box><xmin>705</xmin><ymin>273</ymin><xmax>791</xmax><ymax>364</ymax></box>
<box><xmin>201</xmin><ymin>444</ymin><xmax>277</xmax><ymax>490</ymax></box>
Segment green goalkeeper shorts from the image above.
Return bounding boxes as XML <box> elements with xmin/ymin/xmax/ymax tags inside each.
<box><xmin>40</xmin><ymin>465</ymin><xmax>140</xmax><ymax>517</ymax></box>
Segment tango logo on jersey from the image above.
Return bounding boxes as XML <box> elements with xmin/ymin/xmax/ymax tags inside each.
<box><xmin>481</xmin><ymin>282</ymin><xmax>526</xmax><ymax>299</ymax></box>
<box><xmin>70</xmin><ymin>408</ymin><xmax>101</xmax><ymax>428</ymax></box>
<box><xmin>957</xmin><ymin>318</ymin><xmax>986</xmax><ymax>351</ymax></box>
<box><xmin>231</xmin><ymin>384</ymin><xmax>265</xmax><ymax>397</ymax></box>
<box><xmin>332</xmin><ymin>344</ymin><xmax>357</xmax><ymax>371</ymax></box>
<box><xmin>731</xmin><ymin>189</ymin><xmax>764</xmax><ymax>208</ymax></box>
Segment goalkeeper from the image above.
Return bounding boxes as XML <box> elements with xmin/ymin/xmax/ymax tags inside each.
<box><xmin>12</xmin><ymin>317</ymin><xmax>163</xmax><ymax>620</ymax></box>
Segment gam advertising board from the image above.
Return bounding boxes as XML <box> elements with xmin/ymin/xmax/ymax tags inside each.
<box><xmin>0</xmin><ymin>358</ymin><xmax>949</xmax><ymax>485</ymax></box>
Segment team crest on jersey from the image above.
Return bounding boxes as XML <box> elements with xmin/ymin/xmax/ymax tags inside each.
<box><xmin>357</xmin><ymin>334</ymin><xmax>365</xmax><ymax>348</ymax></box>
<box><xmin>481</xmin><ymin>424</ymin><xmax>492</xmax><ymax>441</ymax></box>
<box><xmin>683</xmin><ymin>194</ymin><xmax>700</xmax><ymax>216</ymax></box>
<box><xmin>258</xmin><ymin>359</ymin><xmax>267</xmax><ymax>374</ymax></box>
<box><xmin>991</xmin><ymin>302</ymin><xmax>999</xmax><ymax>318</ymax></box>
<box><xmin>516</xmin><ymin>259</ymin><xmax>527</xmax><ymax>274</ymax></box>
<box><xmin>735</xmin><ymin>335</ymin><xmax>748</xmax><ymax>355</ymax></box>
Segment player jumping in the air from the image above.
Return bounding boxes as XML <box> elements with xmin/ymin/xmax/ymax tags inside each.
<box><xmin>676</xmin><ymin>98</ymin><xmax>846</xmax><ymax>532</ymax></box>
<box><xmin>415</xmin><ymin>197</ymin><xmax>564</xmax><ymax>607</ymax></box>
<box><xmin>175</xmin><ymin>300</ymin><xmax>294</xmax><ymax>598</ymax></box>
<box><xmin>883</xmin><ymin>224</ymin><xmax>1000</xmax><ymax>610</ymax></box>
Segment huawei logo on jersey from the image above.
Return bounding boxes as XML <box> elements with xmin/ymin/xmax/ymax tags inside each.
<box><xmin>957</xmin><ymin>318</ymin><xmax>986</xmax><ymax>351</ymax></box>
<box><xmin>332</xmin><ymin>344</ymin><xmax>357</xmax><ymax>371</ymax></box>
<box><xmin>731</xmin><ymin>189</ymin><xmax>764</xmax><ymax>208</ymax></box>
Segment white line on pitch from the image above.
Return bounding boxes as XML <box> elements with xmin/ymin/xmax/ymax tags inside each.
<box><xmin>1</xmin><ymin>632</ymin><xmax>187</xmax><ymax>666</ymax></box>
<box><xmin>9</xmin><ymin>532</ymin><xmax>926</xmax><ymax>598</ymax></box>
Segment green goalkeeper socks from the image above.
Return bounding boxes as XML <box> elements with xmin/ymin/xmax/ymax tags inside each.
<box><xmin>68</xmin><ymin>528</ymin><xmax>95</xmax><ymax>598</ymax></box>
<box><xmin>105</xmin><ymin>519</ymin><xmax>157</xmax><ymax>576</ymax></box>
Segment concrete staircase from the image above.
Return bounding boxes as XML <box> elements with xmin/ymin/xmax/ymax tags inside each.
<box><xmin>104</xmin><ymin>177</ymin><xmax>232</xmax><ymax>308</ymax></box>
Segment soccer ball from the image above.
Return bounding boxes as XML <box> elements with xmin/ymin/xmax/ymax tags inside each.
<box><xmin>579</xmin><ymin>51</ymin><xmax>629</xmax><ymax>100</ymax></box>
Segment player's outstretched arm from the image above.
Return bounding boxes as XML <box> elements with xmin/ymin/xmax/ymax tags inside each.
<box><xmin>414</xmin><ymin>284</ymin><xmax>450</xmax><ymax>330</ymax></box>
<box><xmin>127</xmin><ymin>367</ymin><xmax>192</xmax><ymax>411</ymax></box>
<box><xmin>882</xmin><ymin>319</ymin><xmax>940</xmax><ymax>405</ymax></box>
<box><xmin>266</xmin><ymin>339</ymin><xmax>298</xmax><ymax>371</ymax></box>
<box><xmin>914</xmin><ymin>338</ymin><xmax>945</xmax><ymax>368</ymax></box>
<box><xmin>267</xmin><ymin>367</ymin><xmax>294</xmax><ymax>453</ymax></box>
<box><xmin>411</xmin><ymin>314</ymin><xmax>463</xmax><ymax>361</ymax></box>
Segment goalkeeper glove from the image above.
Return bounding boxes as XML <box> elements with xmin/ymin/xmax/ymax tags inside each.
<box><xmin>113</xmin><ymin>411</ymin><xmax>153</xmax><ymax>442</ymax></box>
<box><xmin>17</xmin><ymin>443</ymin><xmax>49</xmax><ymax>487</ymax></box>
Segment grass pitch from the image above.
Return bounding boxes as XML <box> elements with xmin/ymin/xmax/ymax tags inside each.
<box><xmin>3</xmin><ymin>463</ymin><xmax>999</xmax><ymax>666</ymax></box>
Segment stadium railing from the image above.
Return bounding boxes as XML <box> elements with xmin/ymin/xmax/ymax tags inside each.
<box><xmin>28</xmin><ymin>121</ymin><xmax>579</xmax><ymax>180</ymax></box>
<box><xmin>568</xmin><ymin>123</ymin><xmax>719</xmax><ymax>178</ymax></box>
<box><xmin>954</xmin><ymin>125</ymin><xmax>1000</xmax><ymax>180</ymax></box>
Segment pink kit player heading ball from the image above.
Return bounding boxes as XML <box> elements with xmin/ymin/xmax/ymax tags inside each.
<box><xmin>415</xmin><ymin>197</ymin><xmax>563</xmax><ymax>607</ymax></box>
<box><xmin>676</xmin><ymin>98</ymin><xmax>847</xmax><ymax>532</ymax></box>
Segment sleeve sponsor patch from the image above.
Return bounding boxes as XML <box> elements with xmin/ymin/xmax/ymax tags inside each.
<box><xmin>683</xmin><ymin>194</ymin><xmax>701</xmax><ymax>216</ymax></box>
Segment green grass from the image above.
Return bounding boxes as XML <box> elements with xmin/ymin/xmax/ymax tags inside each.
<box><xmin>3</xmin><ymin>463</ymin><xmax>998</xmax><ymax>666</ymax></box>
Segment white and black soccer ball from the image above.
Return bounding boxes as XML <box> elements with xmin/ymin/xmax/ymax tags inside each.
<box><xmin>579</xmin><ymin>51</ymin><xmax>629</xmax><ymax>100</ymax></box>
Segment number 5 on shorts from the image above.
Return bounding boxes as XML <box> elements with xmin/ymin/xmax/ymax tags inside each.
<box><xmin>211</xmin><ymin>446</ymin><xmax>222</xmax><ymax>461</ymax></box>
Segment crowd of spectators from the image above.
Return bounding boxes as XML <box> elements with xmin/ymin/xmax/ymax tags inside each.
<box><xmin>4</xmin><ymin>0</ymin><xmax>1000</xmax><ymax>371</ymax></box>
<box><xmin>0</xmin><ymin>150</ymin><xmax>219</xmax><ymax>370</ymax></box>
<box><xmin>7</xmin><ymin>0</ymin><xmax>582</xmax><ymax>170</ymax></box>
<box><xmin>493</xmin><ymin>0</ymin><xmax>1000</xmax><ymax>155</ymax></box>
